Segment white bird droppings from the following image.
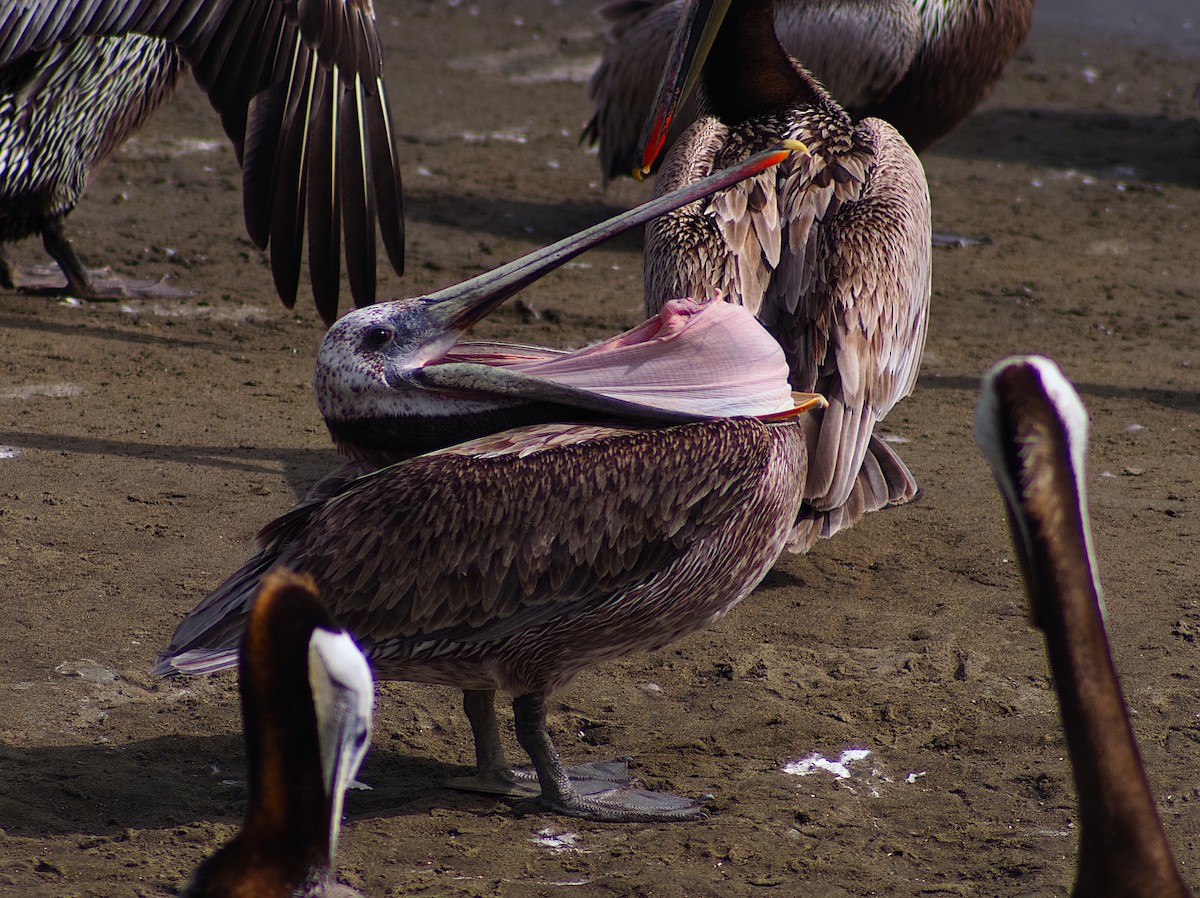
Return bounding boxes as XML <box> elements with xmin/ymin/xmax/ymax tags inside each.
<box><xmin>783</xmin><ymin>748</ymin><xmax>871</xmax><ymax>780</ymax></box>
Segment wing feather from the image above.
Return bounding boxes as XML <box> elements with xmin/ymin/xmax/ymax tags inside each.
<box><xmin>154</xmin><ymin>419</ymin><xmax>780</xmax><ymax>675</ymax></box>
<box><xmin>0</xmin><ymin>0</ymin><xmax>405</xmax><ymax>321</ymax></box>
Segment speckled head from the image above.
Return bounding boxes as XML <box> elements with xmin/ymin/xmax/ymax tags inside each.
<box><xmin>314</xmin><ymin>297</ymin><xmax>468</xmax><ymax>424</ymax></box>
<box><xmin>313</xmin><ymin>145</ymin><xmax>804</xmax><ymax>459</ymax></box>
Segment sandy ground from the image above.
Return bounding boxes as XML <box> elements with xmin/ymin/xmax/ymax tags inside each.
<box><xmin>1</xmin><ymin>1</ymin><xmax>1199</xmax><ymax>896</ymax></box>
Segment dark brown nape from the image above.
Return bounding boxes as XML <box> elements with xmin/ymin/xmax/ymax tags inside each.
<box><xmin>700</xmin><ymin>0</ymin><xmax>820</xmax><ymax>123</ymax></box>
<box><xmin>993</xmin><ymin>366</ymin><xmax>1192</xmax><ymax>898</ymax></box>
<box><xmin>184</xmin><ymin>569</ymin><xmax>336</xmax><ymax>897</ymax></box>
<box><xmin>860</xmin><ymin>0</ymin><xmax>1037</xmax><ymax>153</ymax></box>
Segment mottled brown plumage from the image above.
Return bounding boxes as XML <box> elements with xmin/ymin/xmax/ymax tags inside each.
<box><xmin>162</xmin><ymin>417</ymin><xmax>808</xmax><ymax>822</ymax></box>
<box><xmin>0</xmin><ymin>0</ymin><xmax>404</xmax><ymax>321</ymax></box>
<box><xmin>584</xmin><ymin>0</ymin><xmax>1036</xmax><ymax>180</ymax></box>
<box><xmin>976</xmin><ymin>357</ymin><xmax>1193</xmax><ymax>898</ymax></box>
<box><xmin>642</xmin><ymin>0</ymin><xmax>930</xmax><ymax>550</ymax></box>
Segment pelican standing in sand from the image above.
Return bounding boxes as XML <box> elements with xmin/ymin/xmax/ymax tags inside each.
<box><xmin>155</xmin><ymin>148</ymin><xmax>828</xmax><ymax>823</ymax></box>
<box><xmin>975</xmin><ymin>356</ymin><xmax>1193</xmax><ymax>898</ymax></box>
<box><xmin>633</xmin><ymin>0</ymin><xmax>931</xmax><ymax>550</ymax></box>
<box><xmin>181</xmin><ymin>568</ymin><xmax>373</xmax><ymax>898</ymax></box>
<box><xmin>585</xmin><ymin>0</ymin><xmax>1036</xmax><ymax>181</ymax></box>
<box><xmin>0</xmin><ymin>0</ymin><xmax>403</xmax><ymax>322</ymax></box>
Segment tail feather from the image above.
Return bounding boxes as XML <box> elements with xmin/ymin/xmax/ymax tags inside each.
<box><xmin>152</xmin><ymin>553</ymin><xmax>277</xmax><ymax>676</ymax></box>
<box><xmin>786</xmin><ymin>433</ymin><xmax>919</xmax><ymax>552</ymax></box>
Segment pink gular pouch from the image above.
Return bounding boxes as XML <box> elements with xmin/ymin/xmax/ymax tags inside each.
<box><xmin>435</xmin><ymin>297</ymin><xmax>812</xmax><ymax>421</ymax></box>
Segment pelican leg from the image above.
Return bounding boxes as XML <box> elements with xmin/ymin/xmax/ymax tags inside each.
<box><xmin>0</xmin><ymin>246</ymin><xmax>15</xmax><ymax>289</ymax></box>
<box><xmin>512</xmin><ymin>692</ymin><xmax>707</xmax><ymax>822</ymax></box>
<box><xmin>19</xmin><ymin>215</ymin><xmax>187</xmax><ymax>299</ymax></box>
<box><xmin>444</xmin><ymin>689</ymin><xmax>539</xmax><ymax>797</ymax></box>
<box><xmin>42</xmin><ymin>216</ymin><xmax>95</xmax><ymax>297</ymax></box>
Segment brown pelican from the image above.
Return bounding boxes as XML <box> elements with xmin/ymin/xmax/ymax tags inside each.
<box><xmin>181</xmin><ymin>568</ymin><xmax>373</xmax><ymax>898</ymax></box>
<box><xmin>975</xmin><ymin>357</ymin><xmax>1194</xmax><ymax>898</ymax></box>
<box><xmin>635</xmin><ymin>0</ymin><xmax>931</xmax><ymax>550</ymax></box>
<box><xmin>584</xmin><ymin>0</ymin><xmax>1036</xmax><ymax>182</ymax></box>
<box><xmin>0</xmin><ymin>0</ymin><xmax>403</xmax><ymax>323</ymax></box>
<box><xmin>154</xmin><ymin>147</ymin><xmax>829</xmax><ymax>822</ymax></box>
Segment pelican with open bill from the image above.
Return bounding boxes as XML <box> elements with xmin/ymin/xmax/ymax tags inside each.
<box><xmin>156</xmin><ymin>145</ymin><xmax>827</xmax><ymax>822</ymax></box>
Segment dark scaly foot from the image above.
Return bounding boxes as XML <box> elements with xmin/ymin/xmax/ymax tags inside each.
<box><xmin>512</xmin><ymin>693</ymin><xmax>706</xmax><ymax>822</ymax></box>
<box><xmin>445</xmin><ymin>689</ymin><xmax>540</xmax><ymax>797</ymax></box>
<box><xmin>0</xmin><ymin>246</ymin><xmax>16</xmax><ymax>289</ymax></box>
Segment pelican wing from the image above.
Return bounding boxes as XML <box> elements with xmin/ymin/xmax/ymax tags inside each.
<box><xmin>766</xmin><ymin>118</ymin><xmax>929</xmax><ymax>518</ymax></box>
<box><xmin>646</xmin><ymin>108</ymin><xmax>929</xmax><ymax>548</ymax></box>
<box><xmin>771</xmin><ymin>0</ymin><xmax>920</xmax><ymax>110</ymax></box>
<box><xmin>0</xmin><ymin>0</ymin><xmax>404</xmax><ymax>322</ymax></box>
<box><xmin>301</xmin><ymin>418</ymin><xmax>776</xmax><ymax>645</ymax></box>
<box><xmin>155</xmin><ymin>418</ymin><xmax>781</xmax><ymax>675</ymax></box>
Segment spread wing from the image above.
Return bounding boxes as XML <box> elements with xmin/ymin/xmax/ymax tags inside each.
<box><xmin>0</xmin><ymin>0</ymin><xmax>404</xmax><ymax>323</ymax></box>
<box><xmin>155</xmin><ymin>418</ymin><xmax>779</xmax><ymax>674</ymax></box>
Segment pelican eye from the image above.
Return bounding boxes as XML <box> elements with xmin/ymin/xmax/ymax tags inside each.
<box><xmin>362</xmin><ymin>326</ymin><xmax>394</xmax><ymax>351</ymax></box>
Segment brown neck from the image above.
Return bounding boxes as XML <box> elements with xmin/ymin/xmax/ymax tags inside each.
<box><xmin>1001</xmin><ymin>379</ymin><xmax>1191</xmax><ymax>897</ymax></box>
<box><xmin>239</xmin><ymin>627</ymin><xmax>332</xmax><ymax>875</ymax></box>
<box><xmin>701</xmin><ymin>0</ymin><xmax>818</xmax><ymax>123</ymax></box>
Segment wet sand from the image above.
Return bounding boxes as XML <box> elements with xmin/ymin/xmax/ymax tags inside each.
<box><xmin>1</xmin><ymin>1</ymin><xmax>1198</xmax><ymax>895</ymax></box>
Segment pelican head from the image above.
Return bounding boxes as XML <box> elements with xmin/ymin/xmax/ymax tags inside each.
<box><xmin>181</xmin><ymin>568</ymin><xmax>374</xmax><ymax>897</ymax></box>
<box><xmin>308</xmin><ymin>620</ymin><xmax>373</xmax><ymax>862</ymax></box>
<box><xmin>315</xmin><ymin>145</ymin><xmax>804</xmax><ymax>457</ymax></box>
<box><xmin>974</xmin><ymin>355</ymin><xmax>1102</xmax><ymax>629</ymax></box>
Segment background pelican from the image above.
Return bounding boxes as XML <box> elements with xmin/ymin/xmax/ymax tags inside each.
<box><xmin>181</xmin><ymin>568</ymin><xmax>373</xmax><ymax>898</ymax></box>
<box><xmin>0</xmin><ymin>0</ymin><xmax>404</xmax><ymax>323</ymax></box>
<box><xmin>976</xmin><ymin>356</ymin><xmax>1194</xmax><ymax>898</ymax></box>
<box><xmin>637</xmin><ymin>0</ymin><xmax>931</xmax><ymax>550</ymax></box>
<box><xmin>584</xmin><ymin>0</ymin><xmax>1037</xmax><ymax>181</ymax></box>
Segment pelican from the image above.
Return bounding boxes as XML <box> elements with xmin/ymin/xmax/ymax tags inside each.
<box><xmin>633</xmin><ymin>0</ymin><xmax>930</xmax><ymax>550</ymax></box>
<box><xmin>155</xmin><ymin>147</ymin><xmax>827</xmax><ymax>822</ymax></box>
<box><xmin>0</xmin><ymin>0</ymin><xmax>404</xmax><ymax>323</ymax></box>
<box><xmin>181</xmin><ymin>568</ymin><xmax>373</xmax><ymax>898</ymax></box>
<box><xmin>584</xmin><ymin>0</ymin><xmax>1036</xmax><ymax>181</ymax></box>
<box><xmin>975</xmin><ymin>356</ymin><xmax>1193</xmax><ymax>898</ymax></box>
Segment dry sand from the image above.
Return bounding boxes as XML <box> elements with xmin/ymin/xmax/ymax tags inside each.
<box><xmin>1</xmin><ymin>1</ymin><xmax>1198</xmax><ymax>895</ymax></box>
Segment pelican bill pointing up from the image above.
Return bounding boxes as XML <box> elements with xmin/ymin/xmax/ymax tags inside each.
<box><xmin>975</xmin><ymin>357</ymin><xmax>1193</xmax><ymax>898</ymax></box>
<box><xmin>181</xmin><ymin>568</ymin><xmax>373</xmax><ymax>898</ymax></box>
<box><xmin>156</xmin><ymin>147</ymin><xmax>828</xmax><ymax>822</ymax></box>
<box><xmin>584</xmin><ymin>0</ymin><xmax>1036</xmax><ymax>182</ymax></box>
<box><xmin>0</xmin><ymin>0</ymin><xmax>403</xmax><ymax>323</ymax></box>
<box><xmin>635</xmin><ymin>0</ymin><xmax>931</xmax><ymax>551</ymax></box>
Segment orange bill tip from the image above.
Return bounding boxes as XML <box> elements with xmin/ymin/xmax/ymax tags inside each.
<box><xmin>757</xmin><ymin>392</ymin><xmax>828</xmax><ymax>421</ymax></box>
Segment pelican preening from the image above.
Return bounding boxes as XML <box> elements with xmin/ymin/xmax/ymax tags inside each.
<box><xmin>155</xmin><ymin>147</ymin><xmax>830</xmax><ymax>822</ymax></box>
<box><xmin>584</xmin><ymin>0</ymin><xmax>1036</xmax><ymax>182</ymax></box>
<box><xmin>975</xmin><ymin>357</ymin><xmax>1193</xmax><ymax>898</ymax></box>
<box><xmin>181</xmin><ymin>568</ymin><xmax>373</xmax><ymax>898</ymax></box>
<box><xmin>0</xmin><ymin>0</ymin><xmax>403</xmax><ymax>323</ymax></box>
<box><xmin>636</xmin><ymin>0</ymin><xmax>930</xmax><ymax>550</ymax></box>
